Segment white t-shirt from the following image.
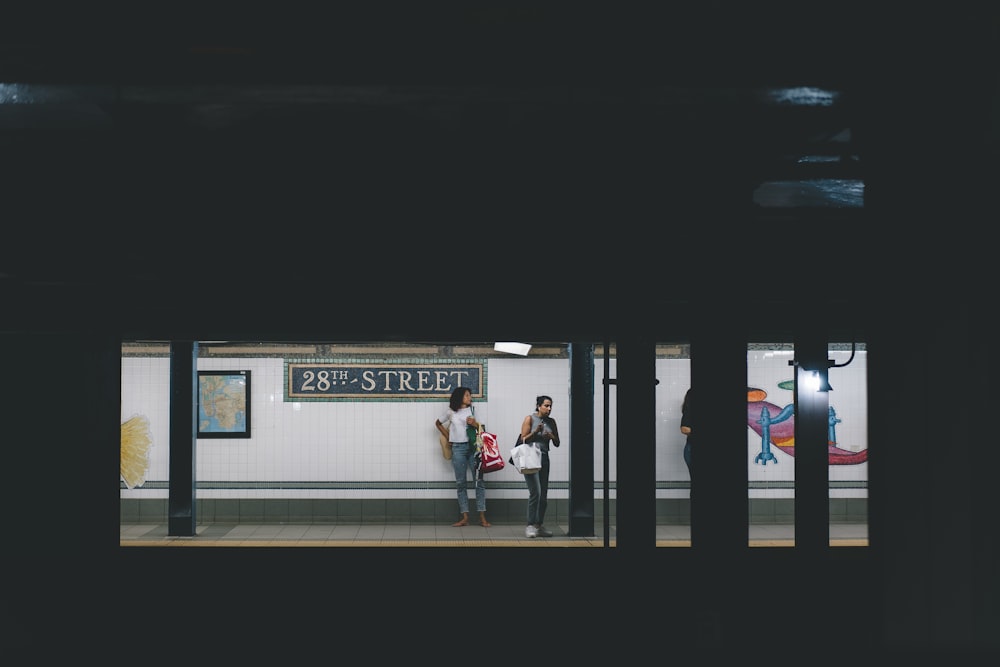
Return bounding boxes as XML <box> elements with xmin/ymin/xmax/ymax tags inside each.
<box><xmin>440</xmin><ymin>406</ymin><xmax>473</xmax><ymax>443</ymax></box>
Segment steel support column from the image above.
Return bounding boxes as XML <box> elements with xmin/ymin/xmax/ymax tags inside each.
<box><xmin>567</xmin><ymin>342</ymin><xmax>595</xmax><ymax>537</ymax></box>
<box><xmin>168</xmin><ymin>341</ymin><xmax>198</xmax><ymax>536</ymax></box>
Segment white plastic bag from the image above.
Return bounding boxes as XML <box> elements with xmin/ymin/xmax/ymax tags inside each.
<box><xmin>510</xmin><ymin>441</ymin><xmax>542</xmax><ymax>474</ymax></box>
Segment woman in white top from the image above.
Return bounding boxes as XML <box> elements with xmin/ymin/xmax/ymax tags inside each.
<box><xmin>435</xmin><ymin>386</ymin><xmax>490</xmax><ymax>527</ymax></box>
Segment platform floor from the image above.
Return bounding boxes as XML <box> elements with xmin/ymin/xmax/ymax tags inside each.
<box><xmin>120</xmin><ymin>521</ymin><xmax>869</xmax><ymax>547</ymax></box>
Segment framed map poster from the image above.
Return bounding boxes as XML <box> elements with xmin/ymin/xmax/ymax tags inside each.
<box><xmin>198</xmin><ymin>370</ymin><xmax>251</xmax><ymax>438</ymax></box>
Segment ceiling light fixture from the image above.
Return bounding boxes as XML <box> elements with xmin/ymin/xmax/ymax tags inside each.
<box><xmin>494</xmin><ymin>342</ymin><xmax>531</xmax><ymax>356</ymax></box>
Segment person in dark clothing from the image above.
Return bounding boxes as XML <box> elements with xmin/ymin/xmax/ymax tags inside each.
<box><xmin>680</xmin><ymin>388</ymin><xmax>694</xmax><ymax>477</ymax></box>
<box><xmin>520</xmin><ymin>395</ymin><xmax>560</xmax><ymax>538</ymax></box>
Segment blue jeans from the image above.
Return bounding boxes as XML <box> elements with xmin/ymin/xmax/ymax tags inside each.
<box><xmin>524</xmin><ymin>451</ymin><xmax>550</xmax><ymax>525</ymax></box>
<box><xmin>450</xmin><ymin>442</ymin><xmax>486</xmax><ymax>513</ymax></box>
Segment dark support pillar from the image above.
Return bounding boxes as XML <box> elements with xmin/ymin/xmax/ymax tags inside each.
<box><xmin>6</xmin><ymin>331</ymin><xmax>121</xmax><ymax>622</ymax></box>
<box><xmin>689</xmin><ymin>310</ymin><xmax>748</xmax><ymax>554</ymax></box>
<box><xmin>567</xmin><ymin>342</ymin><xmax>595</xmax><ymax>537</ymax></box>
<box><xmin>869</xmin><ymin>306</ymin><xmax>980</xmax><ymax>650</ymax></box>
<box><xmin>168</xmin><ymin>341</ymin><xmax>198</xmax><ymax>536</ymax></box>
<box><xmin>687</xmin><ymin>302</ymin><xmax>748</xmax><ymax>650</ymax></box>
<box><xmin>99</xmin><ymin>332</ymin><xmax>123</xmax><ymax>533</ymax></box>
<box><xmin>859</xmin><ymin>13</ymin><xmax>992</xmax><ymax>649</ymax></box>
<box><xmin>615</xmin><ymin>333</ymin><xmax>657</xmax><ymax>550</ymax></box>
<box><xmin>793</xmin><ymin>325</ymin><xmax>831</xmax><ymax>553</ymax></box>
<box><xmin>787</xmin><ymin>315</ymin><xmax>832</xmax><ymax>651</ymax></box>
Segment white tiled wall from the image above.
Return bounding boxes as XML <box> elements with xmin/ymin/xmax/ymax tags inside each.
<box><xmin>120</xmin><ymin>347</ymin><xmax>868</xmax><ymax>502</ymax></box>
<box><xmin>121</xmin><ymin>355</ymin><xmax>581</xmax><ymax>501</ymax></box>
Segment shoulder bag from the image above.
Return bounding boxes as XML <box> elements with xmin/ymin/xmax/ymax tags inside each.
<box><xmin>466</xmin><ymin>405</ymin><xmax>479</xmax><ymax>446</ymax></box>
<box><xmin>510</xmin><ymin>434</ymin><xmax>542</xmax><ymax>474</ymax></box>
<box><xmin>477</xmin><ymin>427</ymin><xmax>505</xmax><ymax>474</ymax></box>
<box><xmin>439</xmin><ymin>431</ymin><xmax>452</xmax><ymax>460</ymax></box>
<box><xmin>438</xmin><ymin>408</ymin><xmax>456</xmax><ymax>460</ymax></box>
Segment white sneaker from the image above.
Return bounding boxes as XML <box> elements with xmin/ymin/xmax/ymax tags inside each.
<box><xmin>525</xmin><ymin>525</ymin><xmax>537</xmax><ymax>538</ymax></box>
<box><xmin>536</xmin><ymin>525</ymin><xmax>553</xmax><ymax>537</ymax></box>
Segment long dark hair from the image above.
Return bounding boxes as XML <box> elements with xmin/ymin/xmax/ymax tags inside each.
<box><xmin>449</xmin><ymin>386</ymin><xmax>471</xmax><ymax>411</ymax></box>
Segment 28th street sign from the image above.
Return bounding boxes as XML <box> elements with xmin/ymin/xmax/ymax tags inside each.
<box><xmin>285</xmin><ymin>362</ymin><xmax>484</xmax><ymax>401</ymax></box>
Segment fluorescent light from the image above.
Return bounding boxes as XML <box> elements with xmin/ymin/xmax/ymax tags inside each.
<box><xmin>494</xmin><ymin>342</ymin><xmax>531</xmax><ymax>356</ymax></box>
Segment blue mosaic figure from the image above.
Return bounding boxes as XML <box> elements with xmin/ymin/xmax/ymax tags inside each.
<box><xmin>828</xmin><ymin>405</ymin><xmax>841</xmax><ymax>444</ymax></box>
<box><xmin>754</xmin><ymin>403</ymin><xmax>794</xmax><ymax>465</ymax></box>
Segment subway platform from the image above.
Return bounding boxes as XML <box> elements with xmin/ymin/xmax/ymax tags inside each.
<box><xmin>120</xmin><ymin>521</ymin><xmax>869</xmax><ymax>547</ymax></box>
